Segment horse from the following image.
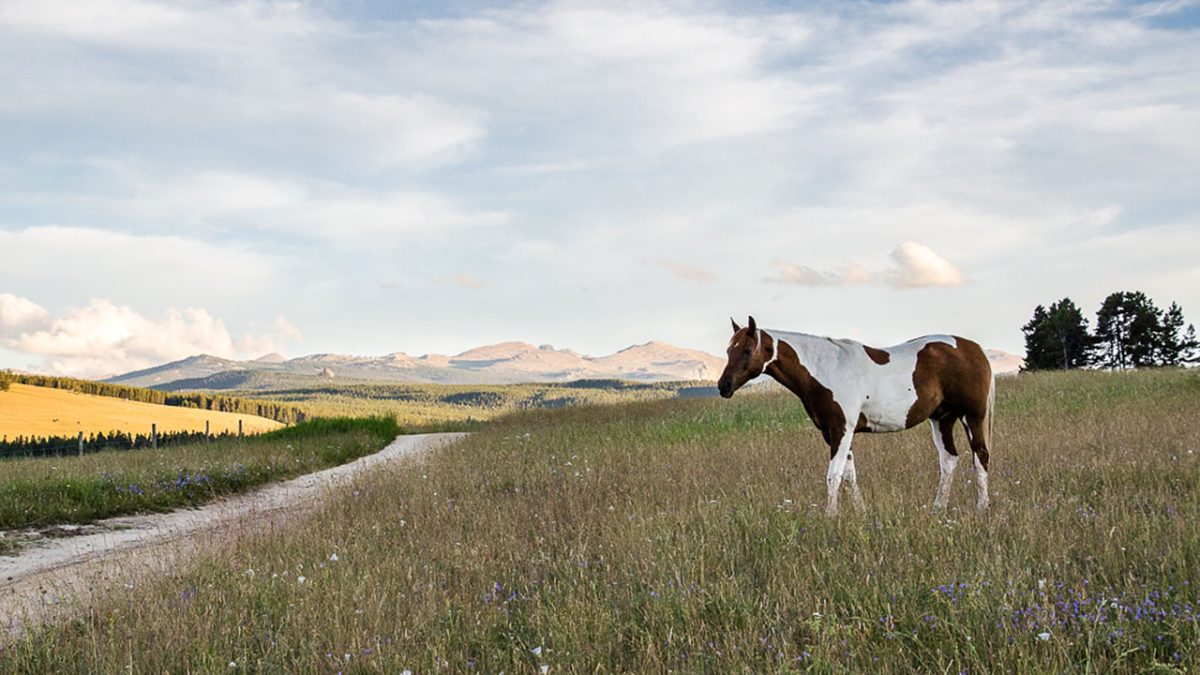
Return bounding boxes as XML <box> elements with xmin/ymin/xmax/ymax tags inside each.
<box><xmin>717</xmin><ymin>316</ymin><xmax>994</xmax><ymax>515</ymax></box>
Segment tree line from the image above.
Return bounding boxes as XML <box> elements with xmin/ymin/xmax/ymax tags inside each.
<box><xmin>0</xmin><ymin>372</ymin><xmax>306</xmax><ymax>424</ymax></box>
<box><xmin>0</xmin><ymin>428</ymin><xmax>245</xmax><ymax>460</ymax></box>
<box><xmin>1023</xmin><ymin>291</ymin><xmax>1198</xmax><ymax>371</ymax></box>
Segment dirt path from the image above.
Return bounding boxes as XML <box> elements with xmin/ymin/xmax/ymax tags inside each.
<box><xmin>0</xmin><ymin>432</ymin><xmax>466</xmax><ymax>639</ymax></box>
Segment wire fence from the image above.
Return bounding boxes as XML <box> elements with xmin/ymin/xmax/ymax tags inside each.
<box><xmin>0</xmin><ymin>423</ymin><xmax>248</xmax><ymax>461</ymax></box>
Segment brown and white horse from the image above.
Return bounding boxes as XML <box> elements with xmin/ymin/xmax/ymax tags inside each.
<box><xmin>718</xmin><ymin>316</ymin><xmax>994</xmax><ymax>515</ymax></box>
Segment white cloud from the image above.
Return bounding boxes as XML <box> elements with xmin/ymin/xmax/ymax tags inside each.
<box><xmin>0</xmin><ymin>296</ymin><xmax>301</xmax><ymax>378</ymax></box>
<box><xmin>37</xmin><ymin>164</ymin><xmax>507</xmax><ymax>241</ymax></box>
<box><xmin>0</xmin><ymin>293</ymin><xmax>49</xmax><ymax>330</ymax></box>
<box><xmin>771</xmin><ymin>241</ymin><xmax>964</xmax><ymax>289</ymax></box>
<box><xmin>770</xmin><ymin>260</ymin><xmax>873</xmax><ymax>287</ymax></box>
<box><xmin>236</xmin><ymin>316</ymin><xmax>304</xmax><ymax>358</ymax></box>
<box><xmin>657</xmin><ymin>260</ymin><xmax>716</xmax><ymax>284</ymax></box>
<box><xmin>0</xmin><ymin>226</ymin><xmax>281</xmax><ymax>307</ymax></box>
<box><xmin>887</xmin><ymin>240</ymin><xmax>966</xmax><ymax>288</ymax></box>
<box><xmin>1</xmin><ymin>0</ymin><xmax>1198</xmax><ymax>361</ymax></box>
<box><xmin>0</xmin><ymin>0</ymin><xmax>487</xmax><ymax>170</ymax></box>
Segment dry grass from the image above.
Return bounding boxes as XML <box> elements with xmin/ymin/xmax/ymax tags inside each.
<box><xmin>2</xmin><ymin>369</ymin><xmax>1198</xmax><ymax>672</ymax></box>
<box><xmin>0</xmin><ymin>383</ymin><xmax>280</xmax><ymax>439</ymax></box>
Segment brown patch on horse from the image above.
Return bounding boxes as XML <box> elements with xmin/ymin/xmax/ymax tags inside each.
<box><xmin>856</xmin><ymin>412</ymin><xmax>871</xmax><ymax>432</ymax></box>
<box><xmin>904</xmin><ymin>338</ymin><xmax>992</xmax><ymax>429</ymax></box>
<box><xmin>863</xmin><ymin>345</ymin><xmax>891</xmax><ymax>365</ymax></box>
<box><xmin>768</xmin><ymin>341</ymin><xmax>847</xmax><ymax>456</ymax></box>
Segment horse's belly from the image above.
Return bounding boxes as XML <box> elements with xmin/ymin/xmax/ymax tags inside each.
<box><xmin>860</xmin><ymin>396</ymin><xmax>914</xmax><ymax>432</ymax></box>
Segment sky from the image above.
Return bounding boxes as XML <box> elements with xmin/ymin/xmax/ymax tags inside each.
<box><xmin>1</xmin><ymin>0</ymin><xmax>1199</xmax><ymax>378</ymax></box>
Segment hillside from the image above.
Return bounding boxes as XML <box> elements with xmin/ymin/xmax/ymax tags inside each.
<box><xmin>986</xmin><ymin>348</ymin><xmax>1025</xmax><ymax>375</ymax></box>
<box><xmin>0</xmin><ymin>383</ymin><xmax>282</xmax><ymax>440</ymax></box>
<box><xmin>107</xmin><ymin>340</ymin><xmax>727</xmax><ymax>389</ymax></box>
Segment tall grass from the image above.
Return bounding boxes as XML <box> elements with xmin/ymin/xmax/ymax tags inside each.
<box><xmin>0</xmin><ymin>417</ymin><xmax>400</xmax><ymax>533</ymax></box>
<box><xmin>3</xmin><ymin>369</ymin><xmax>1199</xmax><ymax>672</ymax></box>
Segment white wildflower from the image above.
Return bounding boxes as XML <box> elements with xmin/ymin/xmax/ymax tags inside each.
<box><xmin>532</xmin><ymin>646</ymin><xmax>543</xmax><ymax>656</ymax></box>
<box><xmin>1037</xmin><ymin>632</ymin><xmax>1051</xmax><ymax>641</ymax></box>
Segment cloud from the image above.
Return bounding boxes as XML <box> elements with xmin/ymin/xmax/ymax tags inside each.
<box><xmin>0</xmin><ymin>293</ymin><xmax>49</xmax><ymax>330</ymax></box>
<box><xmin>455</xmin><ymin>274</ymin><xmax>486</xmax><ymax>289</ymax></box>
<box><xmin>770</xmin><ymin>260</ymin><xmax>873</xmax><ymax>287</ymax></box>
<box><xmin>236</xmin><ymin>316</ymin><xmax>304</xmax><ymax>357</ymax></box>
<box><xmin>0</xmin><ymin>295</ymin><xmax>301</xmax><ymax>378</ymax></box>
<box><xmin>0</xmin><ymin>226</ymin><xmax>282</xmax><ymax>313</ymax></box>
<box><xmin>886</xmin><ymin>240</ymin><xmax>966</xmax><ymax>288</ymax></box>
<box><xmin>1</xmin><ymin>0</ymin><xmax>1198</xmax><ymax>361</ymax></box>
<box><xmin>0</xmin><ymin>0</ymin><xmax>486</xmax><ymax>170</ymax></box>
<box><xmin>657</xmin><ymin>260</ymin><xmax>716</xmax><ymax>284</ymax></box>
<box><xmin>31</xmin><ymin>164</ymin><xmax>508</xmax><ymax>242</ymax></box>
<box><xmin>771</xmin><ymin>241</ymin><xmax>963</xmax><ymax>289</ymax></box>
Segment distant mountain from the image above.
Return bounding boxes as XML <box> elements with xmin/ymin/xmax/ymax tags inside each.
<box><xmin>986</xmin><ymin>349</ymin><xmax>1025</xmax><ymax>376</ymax></box>
<box><xmin>106</xmin><ymin>340</ymin><xmax>728</xmax><ymax>390</ymax></box>
<box><xmin>106</xmin><ymin>354</ymin><xmax>243</xmax><ymax>388</ymax></box>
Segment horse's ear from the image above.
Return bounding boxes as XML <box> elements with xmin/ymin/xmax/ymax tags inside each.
<box><xmin>747</xmin><ymin>316</ymin><xmax>757</xmax><ymax>332</ymax></box>
<box><xmin>731</xmin><ymin>317</ymin><xmax>741</xmax><ymax>332</ymax></box>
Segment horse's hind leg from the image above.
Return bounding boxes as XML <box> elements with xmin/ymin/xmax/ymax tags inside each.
<box><xmin>929</xmin><ymin>418</ymin><xmax>958</xmax><ymax>510</ymax></box>
<box><xmin>963</xmin><ymin>416</ymin><xmax>990</xmax><ymax>512</ymax></box>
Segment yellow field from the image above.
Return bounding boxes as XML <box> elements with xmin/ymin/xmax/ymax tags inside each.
<box><xmin>0</xmin><ymin>383</ymin><xmax>282</xmax><ymax>439</ymax></box>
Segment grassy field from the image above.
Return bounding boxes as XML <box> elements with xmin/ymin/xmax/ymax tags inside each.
<box><xmin>0</xmin><ymin>417</ymin><xmax>400</xmax><ymax>543</ymax></box>
<box><xmin>0</xmin><ymin>383</ymin><xmax>281</xmax><ymax>440</ymax></box>
<box><xmin>3</xmin><ymin>369</ymin><xmax>1199</xmax><ymax>672</ymax></box>
<box><xmin>207</xmin><ymin>379</ymin><xmax>713</xmax><ymax>427</ymax></box>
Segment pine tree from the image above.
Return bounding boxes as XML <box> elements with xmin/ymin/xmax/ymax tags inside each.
<box><xmin>1182</xmin><ymin>324</ymin><xmax>1200</xmax><ymax>365</ymax></box>
<box><xmin>1157</xmin><ymin>302</ymin><xmax>1195</xmax><ymax>366</ymax></box>
<box><xmin>1095</xmin><ymin>291</ymin><xmax>1163</xmax><ymax>369</ymax></box>
<box><xmin>1022</xmin><ymin>298</ymin><xmax>1093</xmax><ymax>370</ymax></box>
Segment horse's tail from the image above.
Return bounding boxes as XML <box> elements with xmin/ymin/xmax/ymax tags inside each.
<box><xmin>984</xmin><ymin>367</ymin><xmax>995</xmax><ymax>451</ymax></box>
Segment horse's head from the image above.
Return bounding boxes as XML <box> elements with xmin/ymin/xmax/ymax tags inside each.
<box><xmin>718</xmin><ymin>316</ymin><xmax>773</xmax><ymax>398</ymax></box>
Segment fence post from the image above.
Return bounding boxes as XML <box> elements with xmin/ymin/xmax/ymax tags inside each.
<box><xmin>238</xmin><ymin>420</ymin><xmax>244</xmax><ymax>439</ymax></box>
<box><xmin>78</xmin><ymin>431</ymin><xmax>83</xmax><ymax>457</ymax></box>
<box><xmin>152</xmin><ymin>423</ymin><xmax>158</xmax><ymax>450</ymax></box>
<box><xmin>206</xmin><ymin>420</ymin><xmax>210</xmax><ymax>446</ymax></box>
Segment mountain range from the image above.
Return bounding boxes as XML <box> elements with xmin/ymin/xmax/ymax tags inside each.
<box><xmin>105</xmin><ymin>341</ymin><xmax>729</xmax><ymax>389</ymax></box>
<box><xmin>105</xmin><ymin>340</ymin><xmax>1026</xmax><ymax>391</ymax></box>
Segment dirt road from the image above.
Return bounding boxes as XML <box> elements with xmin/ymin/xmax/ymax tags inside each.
<box><xmin>0</xmin><ymin>432</ymin><xmax>466</xmax><ymax>639</ymax></box>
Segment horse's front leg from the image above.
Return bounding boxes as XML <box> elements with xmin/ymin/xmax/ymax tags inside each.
<box><xmin>842</xmin><ymin>448</ymin><xmax>866</xmax><ymax>513</ymax></box>
<box><xmin>825</xmin><ymin>423</ymin><xmax>856</xmax><ymax>516</ymax></box>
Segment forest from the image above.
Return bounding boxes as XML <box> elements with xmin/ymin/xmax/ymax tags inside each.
<box><xmin>1022</xmin><ymin>291</ymin><xmax>1198</xmax><ymax>370</ymax></box>
<box><xmin>0</xmin><ymin>427</ymin><xmax>244</xmax><ymax>460</ymax></box>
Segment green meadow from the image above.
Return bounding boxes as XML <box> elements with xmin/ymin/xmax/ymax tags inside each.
<box><xmin>0</xmin><ymin>417</ymin><xmax>402</xmax><ymax>547</ymax></box>
<box><xmin>217</xmin><ymin>379</ymin><xmax>713</xmax><ymax>427</ymax></box>
<box><xmin>3</xmin><ymin>369</ymin><xmax>1199</xmax><ymax>672</ymax></box>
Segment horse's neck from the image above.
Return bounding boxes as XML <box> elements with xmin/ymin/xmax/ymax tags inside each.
<box><xmin>765</xmin><ymin>331</ymin><xmax>841</xmax><ymax>395</ymax></box>
<box><xmin>770</xmin><ymin>331</ymin><xmax>841</xmax><ymax>371</ymax></box>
